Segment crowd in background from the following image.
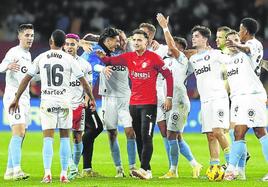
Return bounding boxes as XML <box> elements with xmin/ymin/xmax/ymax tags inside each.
<box><xmin>0</xmin><ymin>0</ymin><xmax>268</xmax><ymax>98</ymax></box>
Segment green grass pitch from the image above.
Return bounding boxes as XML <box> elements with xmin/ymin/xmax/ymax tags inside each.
<box><xmin>0</xmin><ymin>132</ymin><xmax>267</xmax><ymax>187</ymax></box>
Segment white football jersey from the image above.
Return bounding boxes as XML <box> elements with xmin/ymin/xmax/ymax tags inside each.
<box><xmin>226</xmin><ymin>51</ymin><xmax>266</xmax><ymax>98</ymax></box>
<box><xmin>1</xmin><ymin>46</ymin><xmax>32</xmax><ymax>102</ymax></box>
<box><xmin>160</xmin><ymin>51</ymin><xmax>190</xmax><ymax>105</ymax></box>
<box><xmin>245</xmin><ymin>38</ymin><xmax>263</xmax><ymax>77</ymax></box>
<box><xmin>151</xmin><ymin>44</ymin><xmax>169</xmax><ymax>100</ymax></box>
<box><xmin>70</xmin><ymin>55</ymin><xmax>92</xmax><ymax>109</ymax></box>
<box><xmin>189</xmin><ymin>49</ymin><xmax>229</xmax><ymax>102</ymax></box>
<box><xmin>28</xmin><ymin>49</ymin><xmax>83</xmax><ymax>104</ymax></box>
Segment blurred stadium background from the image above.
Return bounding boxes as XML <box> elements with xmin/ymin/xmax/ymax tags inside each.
<box><xmin>0</xmin><ymin>0</ymin><xmax>268</xmax><ymax>131</ymax></box>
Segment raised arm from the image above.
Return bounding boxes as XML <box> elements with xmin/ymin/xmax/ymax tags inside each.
<box><xmin>156</xmin><ymin>13</ymin><xmax>180</xmax><ymax>59</ymax></box>
<box><xmin>155</xmin><ymin>55</ymin><xmax>173</xmax><ymax>111</ymax></box>
<box><xmin>9</xmin><ymin>74</ymin><xmax>33</xmax><ymax>114</ymax></box>
<box><xmin>96</xmin><ymin>50</ymin><xmax>128</xmax><ymax>66</ymax></box>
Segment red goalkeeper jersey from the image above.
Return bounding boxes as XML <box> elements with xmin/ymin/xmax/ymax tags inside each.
<box><xmin>102</xmin><ymin>50</ymin><xmax>173</xmax><ymax>105</ymax></box>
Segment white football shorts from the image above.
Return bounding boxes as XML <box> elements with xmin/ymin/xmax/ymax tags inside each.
<box><xmin>101</xmin><ymin>96</ymin><xmax>132</xmax><ymax>130</ymax></box>
<box><xmin>201</xmin><ymin>97</ymin><xmax>230</xmax><ymax>133</ymax></box>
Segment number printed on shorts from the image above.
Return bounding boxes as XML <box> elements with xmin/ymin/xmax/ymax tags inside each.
<box><xmin>44</xmin><ymin>64</ymin><xmax>64</xmax><ymax>86</ymax></box>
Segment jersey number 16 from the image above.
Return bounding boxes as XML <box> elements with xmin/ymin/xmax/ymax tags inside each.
<box><xmin>44</xmin><ymin>64</ymin><xmax>64</xmax><ymax>86</ymax></box>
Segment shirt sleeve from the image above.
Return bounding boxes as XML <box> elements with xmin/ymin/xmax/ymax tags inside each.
<box><xmin>101</xmin><ymin>52</ymin><xmax>129</xmax><ymax>66</ymax></box>
<box><xmin>0</xmin><ymin>49</ymin><xmax>14</xmax><ymax>72</ymax></box>
<box><xmin>70</xmin><ymin>58</ymin><xmax>84</xmax><ymax>79</ymax></box>
<box><xmin>154</xmin><ymin>54</ymin><xmax>173</xmax><ymax>98</ymax></box>
<box><xmin>85</xmin><ymin>62</ymin><xmax>93</xmax><ymax>84</ymax></box>
<box><xmin>27</xmin><ymin>55</ymin><xmax>40</xmax><ymax>77</ymax></box>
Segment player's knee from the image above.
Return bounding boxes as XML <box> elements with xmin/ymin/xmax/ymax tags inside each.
<box><xmin>206</xmin><ymin>132</ymin><xmax>216</xmax><ymax>142</ymax></box>
<box><xmin>82</xmin><ymin>131</ymin><xmax>93</xmax><ymax>143</ymax></box>
<box><xmin>212</xmin><ymin>129</ymin><xmax>224</xmax><ymax>139</ymax></box>
<box><xmin>124</xmin><ymin>127</ymin><xmax>136</xmax><ymax>139</ymax></box>
<box><xmin>167</xmin><ymin>131</ymin><xmax>177</xmax><ymax>140</ymax></box>
<box><xmin>108</xmin><ymin>129</ymin><xmax>118</xmax><ymax>142</ymax></box>
<box><xmin>177</xmin><ymin>133</ymin><xmax>183</xmax><ymax>141</ymax></box>
<box><xmin>73</xmin><ymin>133</ymin><xmax>82</xmax><ymax>143</ymax></box>
<box><xmin>253</xmin><ymin>127</ymin><xmax>267</xmax><ymax>139</ymax></box>
<box><xmin>234</xmin><ymin>130</ymin><xmax>245</xmax><ymax>140</ymax></box>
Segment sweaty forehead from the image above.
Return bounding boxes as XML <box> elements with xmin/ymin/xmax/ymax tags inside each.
<box><xmin>21</xmin><ymin>29</ymin><xmax>34</xmax><ymax>35</ymax></box>
<box><xmin>133</xmin><ymin>34</ymin><xmax>146</xmax><ymax>40</ymax></box>
<box><xmin>66</xmin><ymin>38</ymin><xmax>77</xmax><ymax>43</ymax></box>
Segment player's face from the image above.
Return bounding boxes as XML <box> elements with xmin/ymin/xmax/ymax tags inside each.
<box><xmin>106</xmin><ymin>36</ymin><xmax>120</xmax><ymax>52</ymax></box>
<box><xmin>132</xmin><ymin>34</ymin><xmax>148</xmax><ymax>52</ymax></box>
<box><xmin>140</xmin><ymin>27</ymin><xmax>154</xmax><ymax>44</ymax></box>
<box><xmin>192</xmin><ymin>31</ymin><xmax>207</xmax><ymax>49</ymax></box>
<box><xmin>18</xmin><ymin>29</ymin><xmax>34</xmax><ymax>50</ymax></box>
<box><xmin>118</xmin><ymin>32</ymin><xmax>127</xmax><ymax>50</ymax></box>
<box><xmin>64</xmin><ymin>38</ymin><xmax>79</xmax><ymax>56</ymax></box>
<box><xmin>227</xmin><ymin>34</ymin><xmax>240</xmax><ymax>53</ymax></box>
<box><xmin>239</xmin><ymin>24</ymin><xmax>247</xmax><ymax>42</ymax></box>
<box><xmin>216</xmin><ymin>31</ymin><xmax>226</xmax><ymax>49</ymax></box>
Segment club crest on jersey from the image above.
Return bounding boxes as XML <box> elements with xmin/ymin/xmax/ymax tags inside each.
<box><xmin>142</xmin><ymin>62</ymin><xmax>148</xmax><ymax>68</ymax></box>
<box><xmin>204</xmin><ymin>55</ymin><xmax>210</xmax><ymax>61</ymax></box>
<box><xmin>195</xmin><ymin>64</ymin><xmax>211</xmax><ymax>75</ymax></box>
<box><xmin>234</xmin><ymin>58</ymin><xmax>243</xmax><ymax>64</ymax></box>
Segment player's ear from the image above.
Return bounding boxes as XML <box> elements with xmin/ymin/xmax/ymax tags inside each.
<box><xmin>49</xmin><ymin>38</ymin><xmax>52</xmax><ymax>46</ymax></box>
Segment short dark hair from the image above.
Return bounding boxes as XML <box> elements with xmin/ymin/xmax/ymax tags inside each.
<box><xmin>225</xmin><ymin>30</ymin><xmax>239</xmax><ymax>39</ymax></box>
<box><xmin>83</xmin><ymin>33</ymin><xmax>99</xmax><ymax>42</ymax></box>
<box><xmin>217</xmin><ymin>26</ymin><xmax>231</xmax><ymax>33</ymax></box>
<box><xmin>241</xmin><ymin>17</ymin><xmax>259</xmax><ymax>35</ymax></box>
<box><xmin>139</xmin><ymin>23</ymin><xmax>156</xmax><ymax>34</ymax></box>
<box><xmin>51</xmin><ymin>29</ymin><xmax>66</xmax><ymax>47</ymax></box>
<box><xmin>132</xmin><ymin>29</ymin><xmax>149</xmax><ymax>39</ymax></box>
<box><xmin>17</xmin><ymin>24</ymin><xmax>34</xmax><ymax>34</ymax></box>
<box><xmin>174</xmin><ymin>37</ymin><xmax>187</xmax><ymax>50</ymax></box>
<box><xmin>191</xmin><ymin>25</ymin><xmax>211</xmax><ymax>39</ymax></box>
<box><xmin>99</xmin><ymin>27</ymin><xmax>119</xmax><ymax>43</ymax></box>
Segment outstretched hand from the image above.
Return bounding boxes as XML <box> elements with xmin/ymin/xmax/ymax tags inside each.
<box><xmin>96</xmin><ymin>50</ymin><xmax>106</xmax><ymax>58</ymax></box>
<box><xmin>103</xmin><ymin>66</ymin><xmax>113</xmax><ymax>79</ymax></box>
<box><xmin>156</xmin><ymin>13</ymin><xmax>169</xmax><ymax>29</ymax></box>
<box><xmin>7</xmin><ymin>59</ymin><xmax>20</xmax><ymax>72</ymax></box>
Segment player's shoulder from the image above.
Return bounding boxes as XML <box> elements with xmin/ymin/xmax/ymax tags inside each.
<box><xmin>177</xmin><ymin>51</ymin><xmax>188</xmax><ymax>64</ymax></box>
<box><xmin>6</xmin><ymin>45</ymin><xmax>22</xmax><ymax>55</ymax></box>
<box><xmin>153</xmin><ymin>44</ymin><xmax>168</xmax><ymax>58</ymax></box>
<box><xmin>78</xmin><ymin>56</ymin><xmax>92</xmax><ymax>69</ymax></box>
<box><xmin>246</xmin><ymin>38</ymin><xmax>262</xmax><ymax>47</ymax></box>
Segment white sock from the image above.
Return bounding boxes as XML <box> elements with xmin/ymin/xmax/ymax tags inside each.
<box><xmin>61</xmin><ymin>170</ymin><xmax>67</xmax><ymax>177</ymax></box>
<box><xmin>129</xmin><ymin>164</ymin><xmax>135</xmax><ymax>170</ymax></box>
<box><xmin>226</xmin><ymin>164</ymin><xmax>236</xmax><ymax>173</ymax></box>
<box><xmin>83</xmin><ymin>168</ymin><xmax>92</xmax><ymax>172</ymax></box>
<box><xmin>13</xmin><ymin>166</ymin><xmax>21</xmax><ymax>173</ymax></box>
<box><xmin>170</xmin><ymin>165</ymin><xmax>177</xmax><ymax>173</ymax></box>
<box><xmin>190</xmin><ymin>159</ymin><xmax>198</xmax><ymax>167</ymax></box>
<box><xmin>6</xmin><ymin>168</ymin><xmax>13</xmax><ymax>173</ymax></box>
<box><xmin>45</xmin><ymin>169</ymin><xmax>51</xmax><ymax>176</ymax></box>
<box><xmin>116</xmin><ymin>166</ymin><xmax>123</xmax><ymax>171</ymax></box>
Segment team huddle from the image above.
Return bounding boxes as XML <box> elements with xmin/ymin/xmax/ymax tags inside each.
<box><xmin>1</xmin><ymin>13</ymin><xmax>268</xmax><ymax>183</ymax></box>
